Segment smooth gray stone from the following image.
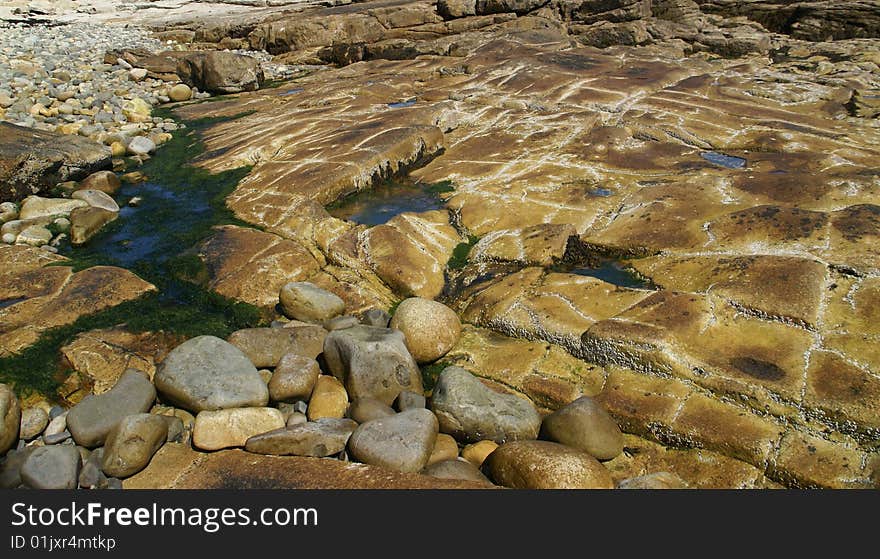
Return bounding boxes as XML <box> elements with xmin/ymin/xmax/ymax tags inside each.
<box><xmin>67</xmin><ymin>369</ymin><xmax>156</xmax><ymax>448</ymax></box>
<box><xmin>347</xmin><ymin>409</ymin><xmax>438</xmax><ymax>473</ymax></box>
<box><xmin>20</xmin><ymin>445</ymin><xmax>81</xmax><ymax>489</ymax></box>
<box><xmin>245</xmin><ymin>418</ymin><xmax>357</xmax><ymax>457</ymax></box>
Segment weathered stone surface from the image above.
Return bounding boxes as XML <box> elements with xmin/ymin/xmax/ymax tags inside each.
<box><xmin>348</xmin><ymin>408</ymin><xmax>439</xmax><ymax>473</ymax></box>
<box><xmin>69</xmin><ymin>206</ymin><xmax>118</xmax><ymax>245</ymax></box>
<box><xmin>20</xmin><ymin>445</ymin><xmax>81</xmax><ymax>489</ymax></box>
<box><xmin>484</xmin><ymin>440</ymin><xmax>615</xmax><ymax>489</ymax></box>
<box><xmin>430</xmin><ymin>366</ymin><xmax>541</xmax><ymax>444</ymax></box>
<box><xmin>0</xmin><ymin>384</ymin><xmax>21</xmax><ymax>455</ymax></box>
<box><xmin>177</xmin><ymin>51</ymin><xmax>264</xmax><ymax>94</ymax></box>
<box><xmin>101</xmin><ymin>413</ymin><xmax>168</xmax><ymax>478</ymax></box>
<box><xmin>19</xmin><ymin>407</ymin><xmax>48</xmax><ymax>441</ymax></box>
<box><xmin>269</xmin><ymin>354</ymin><xmax>321</xmax><ymax>402</ymax></box>
<box><xmin>124</xmin><ymin>445</ymin><xmax>491</xmax><ymax>489</ymax></box>
<box><xmin>307</xmin><ymin>375</ymin><xmax>349</xmax><ymax>420</ymax></box>
<box><xmin>193</xmin><ymin>407</ymin><xmax>285</xmax><ymax>451</ymax></box>
<box><xmin>540</xmin><ymin>396</ymin><xmax>624</xmax><ymax>460</ymax></box>
<box><xmin>279</xmin><ymin>282</ymin><xmax>346</xmax><ymax>323</ymax></box>
<box><xmin>228</xmin><ymin>326</ymin><xmax>327</xmax><ymax>368</ymax></box>
<box><xmin>471</xmin><ymin>224</ymin><xmax>575</xmax><ymax>266</ymax></box>
<box><xmin>390</xmin><ymin>297</ymin><xmax>461</xmax><ymax>363</ymax></box>
<box><xmin>0</xmin><ymin>122</ymin><xmax>111</xmax><ymax>203</ymax></box>
<box><xmin>154</xmin><ymin>335</ymin><xmax>269</xmax><ymax>413</ymax></box>
<box><xmin>323</xmin><ymin>325</ymin><xmax>423</xmax><ymax>405</ymax></box>
<box><xmin>66</xmin><ymin>369</ymin><xmax>156</xmax><ymax>448</ymax></box>
<box><xmin>244</xmin><ymin>418</ymin><xmax>357</xmax><ymax>457</ymax></box>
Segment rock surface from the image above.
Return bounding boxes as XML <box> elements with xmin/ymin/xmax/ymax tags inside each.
<box><xmin>66</xmin><ymin>369</ymin><xmax>156</xmax><ymax>448</ymax></box>
<box><xmin>245</xmin><ymin>418</ymin><xmax>357</xmax><ymax>457</ymax></box>
<box><xmin>540</xmin><ymin>396</ymin><xmax>624</xmax><ymax>460</ymax></box>
<box><xmin>389</xmin><ymin>297</ymin><xmax>461</xmax><ymax>363</ymax></box>
<box><xmin>348</xmin><ymin>408</ymin><xmax>439</xmax><ymax>473</ymax></box>
<box><xmin>193</xmin><ymin>407</ymin><xmax>285</xmax><ymax>451</ymax></box>
<box><xmin>101</xmin><ymin>413</ymin><xmax>168</xmax><ymax>478</ymax></box>
<box><xmin>279</xmin><ymin>282</ymin><xmax>345</xmax><ymax>323</ymax></box>
<box><xmin>0</xmin><ymin>385</ymin><xmax>21</xmax><ymax>454</ymax></box>
<box><xmin>483</xmin><ymin>440</ymin><xmax>615</xmax><ymax>489</ymax></box>
<box><xmin>20</xmin><ymin>445</ymin><xmax>81</xmax><ymax>489</ymax></box>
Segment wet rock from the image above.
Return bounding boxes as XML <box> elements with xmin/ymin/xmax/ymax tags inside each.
<box><xmin>423</xmin><ymin>459</ymin><xmax>493</xmax><ymax>485</ymax></box>
<box><xmin>323</xmin><ymin>325</ymin><xmax>423</xmax><ymax>405</ymax></box>
<box><xmin>19</xmin><ymin>407</ymin><xmax>49</xmax><ymax>441</ymax></box>
<box><xmin>389</xmin><ymin>297</ymin><xmax>461</xmax><ymax>364</ymax></box>
<box><xmin>18</xmin><ymin>196</ymin><xmax>88</xmax><ymax>220</ymax></box>
<box><xmin>279</xmin><ymin>282</ymin><xmax>345</xmax><ymax>323</ymax></box>
<box><xmin>79</xmin><ymin>170</ymin><xmax>121</xmax><ymax>195</ymax></box>
<box><xmin>71</xmin><ymin>189</ymin><xmax>120</xmax><ymax>213</ymax></box>
<box><xmin>268</xmin><ymin>354</ymin><xmax>321</xmax><ymax>402</ymax></box>
<box><xmin>20</xmin><ymin>445</ymin><xmax>81</xmax><ymax>489</ymax></box>
<box><xmin>193</xmin><ymin>407</ymin><xmax>285</xmax><ymax>451</ymax></box>
<box><xmin>67</xmin><ymin>369</ymin><xmax>156</xmax><ymax>448</ymax></box>
<box><xmin>395</xmin><ymin>390</ymin><xmax>426</xmax><ymax>411</ymax></box>
<box><xmin>461</xmin><ymin>440</ymin><xmax>499</xmax><ymax>467</ymax></box>
<box><xmin>347</xmin><ymin>397</ymin><xmax>396</xmax><ymax>423</ymax></box>
<box><xmin>540</xmin><ymin>396</ymin><xmax>624</xmax><ymax>460</ymax></box>
<box><xmin>428</xmin><ymin>433</ymin><xmax>460</xmax><ymax>466</ymax></box>
<box><xmin>228</xmin><ymin>326</ymin><xmax>327</xmax><ymax>367</ymax></box>
<box><xmin>430</xmin><ymin>366</ymin><xmax>541</xmax><ymax>444</ymax></box>
<box><xmin>483</xmin><ymin>440</ymin><xmax>615</xmax><ymax>489</ymax></box>
<box><xmin>245</xmin><ymin>418</ymin><xmax>357</xmax><ymax>457</ymax></box>
<box><xmin>69</xmin><ymin>206</ymin><xmax>118</xmax><ymax>245</ymax></box>
<box><xmin>101</xmin><ymin>413</ymin><xmax>168</xmax><ymax>478</ymax></box>
<box><xmin>176</xmin><ymin>51</ymin><xmax>264</xmax><ymax>94</ymax></box>
<box><xmin>307</xmin><ymin>375</ymin><xmax>348</xmax><ymax>420</ymax></box>
<box><xmin>618</xmin><ymin>471</ymin><xmax>689</xmax><ymax>489</ymax></box>
<box><xmin>1</xmin><ymin>384</ymin><xmax>22</xmax><ymax>455</ymax></box>
<box><xmin>348</xmin><ymin>408</ymin><xmax>439</xmax><ymax>473</ymax></box>
<box><xmin>154</xmin><ymin>335</ymin><xmax>269</xmax><ymax>413</ymax></box>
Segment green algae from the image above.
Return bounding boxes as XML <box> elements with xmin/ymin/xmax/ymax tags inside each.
<box><xmin>447</xmin><ymin>235</ymin><xmax>480</xmax><ymax>270</ymax></box>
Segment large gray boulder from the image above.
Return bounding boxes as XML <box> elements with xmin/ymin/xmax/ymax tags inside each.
<box><xmin>244</xmin><ymin>418</ymin><xmax>357</xmax><ymax>457</ymax></box>
<box><xmin>430</xmin><ymin>366</ymin><xmax>541</xmax><ymax>444</ymax></box>
<box><xmin>176</xmin><ymin>51</ymin><xmax>264</xmax><ymax>94</ymax></box>
<box><xmin>154</xmin><ymin>335</ymin><xmax>268</xmax><ymax>413</ymax></box>
<box><xmin>66</xmin><ymin>369</ymin><xmax>156</xmax><ymax>448</ymax></box>
<box><xmin>347</xmin><ymin>409</ymin><xmax>439</xmax><ymax>473</ymax></box>
<box><xmin>323</xmin><ymin>325</ymin><xmax>423</xmax><ymax>406</ymax></box>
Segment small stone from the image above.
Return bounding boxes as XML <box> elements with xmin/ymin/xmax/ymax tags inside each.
<box><xmin>279</xmin><ymin>282</ymin><xmax>345</xmax><ymax>323</ymax></box>
<box><xmin>423</xmin><ymin>459</ymin><xmax>493</xmax><ymax>485</ymax></box>
<box><xmin>347</xmin><ymin>408</ymin><xmax>439</xmax><ymax>473</ymax></box>
<box><xmin>389</xmin><ymin>297</ymin><xmax>461</xmax><ymax>363</ymax></box>
<box><xmin>122</xmin><ymin>97</ymin><xmax>151</xmax><ymax>122</ymax></box>
<box><xmin>127</xmin><ymin>136</ymin><xmax>156</xmax><ymax>155</ymax></box>
<box><xmin>129</xmin><ymin>68</ymin><xmax>148</xmax><ymax>81</ymax></box>
<box><xmin>78</xmin><ymin>448</ymin><xmax>106</xmax><ymax>488</ymax></box>
<box><xmin>361</xmin><ymin>308</ymin><xmax>391</xmax><ymax>327</ymax></box>
<box><xmin>259</xmin><ymin>369</ymin><xmax>273</xmax><ymax>384</ymax></box>
<box><xmin>461</xmin><ymin>440</ymin><xmax>499</xmax><ymax>467</ymax></box>
<box><xmin>482</xmin><ymin>440</ymin><xmax>615</xmax><ymax>489</ymax></box>
<box><xmin>395</xmin><ymin>390</ymin><xmax>426</xmax><ymax>412</ymax></box>
<box><xmin>245</xmin><ymin>418</ymin><xmax>357</xmax><ymax>457</ymax></box>
<box><xmin>72</xmin><ymin>189</ymin><xmax>120</xmax><ymax>213</ymax></box>
<box><xmin>427</xmin><ymin>433</ymin><xmax>459</xmax><ymax>466</ymax></box>
<box><xmin>431</xmin><ymin>366</ymin><xmax>541</xmax><ymax>444</ymax></box>
<box><xmin>0</xmin><ymin>384</ymin><xmax>22</xmax><ymax>454</ymax></box>
<box><xmin>19</xmin><ymin>407</ymin><xmax>49</xmax><ymax>440</ymax></box>
<box><xmin>17</xmin><ymin>225</ymin><xmax>53</xmax><ymax>246</ymax></box>
<box><xmin>110</xmin><ymin>142</ymin><xmax>127</xmax><ymax>157</ymax></box>
<box><xmin>69</xmin><ymin>206</ymin><xmax>117</xmax><ymax>245</ymax></box>
<box><xmin>268</xmin><ymin>354</ymin><xmax>321</xmax><ymax>402</ymax></box>
<box><xmin>286</xmin><ymin>412</ymin><xmax>307</xmax><ymax>427</ymax></box>
<box><xmin>193</xmin><ymin>407</ymin><xmax>285</xmax><ymax>451</ymax></box>
<box><xmin>154</xmin><ymin>335</ymin><xmax>268</xmax><ymax>413</ymax></box>
<box><xmin>2</xmin><ymin>233</ymin><xmax>15</xmax><ymax>244</ymax></box>
<box><xmin>540</xmin><ymin>396</ymin><xmax>624</xmax><ymax>460</ymax></box>
<box><xmin>20</xmin><ymin>445</ymin><xmax>81</xmax><ymax>489</ymax></box>
<box><xmin>162</xmin><ymin>416</ymin><xmax>185</xmax><ymax>443</ymax></box>
<box><xmin>347</xmin><ymin>397</ymin><xmax>396</xmax><ymax>424</ymax></box>
<box><xmin>67</xmin><ymin>369</ymin><xmax>157</xmax><ymax>448</ymax></box>
<box><xmin>618</xmin><ymin>472</ymin><xmax>689</xmax><ymax>489</ymax></box>
<box><xmin>169</xmin><ymin>83</ymin><xmax>192</xmax><ymax>102</ymax></box>
<box><xmin>44</xmin><ymin>413</ymin><xmax>68</xmax><ymax>437</ymax></box>
<box><xmin>80</xmin><ymin>170</ymin><xmax>121</xmax><ymax>195</ymax></box>
<box><xmin>0</xmin><ymin>447</ymin><xmax>34</xmax><ymax>488</ymax></box>
<box><xmin>324</xmin><ymin>315</ymin><xmax>359</xmax><ymax>331</ymax></box>
<box><xmin>323</xmin><ymin>325</ymin><xmax>423</xmax><ymax>405</ymax></box>
<box><xmin>307</xmin><ymin>376</ymin><xmax>348</xmax><ymax>421</ymax></box>
<box><xmin>42</xmin><ymin>430</ymin><xmax>72</xmax><ymax>445</ymax></box>
<box><xmin>101</xmin><ymin>414</ymin><xmax>168</xmax><ymax>478</ymax></box>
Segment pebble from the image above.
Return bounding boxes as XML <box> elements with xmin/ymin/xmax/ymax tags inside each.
<box><xmin>540</xmin><ymin>396</ymin><xmax>624</xmax><ymax>460</ymax></box>
<box><xmin>268</xmin><ymin>354</ymin><xmax>321</xmax><ymax>403</ymax></box>
<box><xmin>307</xmin><ymin>376</ymin><xmax>348</xmax><ymax>421</ymax></box>
<box><xmin>78</xmin><ymin>448</ymin><xmax>106</xmax><ymax>489</ymax></box>
<box><xmin>482</xmin><ymin>440</ymin><xmax>615</xmax><ymax>489</ymax></box>
<box><xmin>42</xmin><ymin>430</ymin><xmax>72</xmax><ymax>444</ymax></box>
<box><xmin>389</xmin><ymin>297</ymin><xmax>462</xmax><ymax>363</ymax></box>
<box><xmin>323</xmin><ymin>325</ymin><xmax>423</xmax><ymax>406</ymax></box>
<box><xmin>127</xmin><ymin>135</ymin><xmax>155</xmax><ymax>155</ymax></box>
<box><xmin>101</xmin><ymin>413</ymin><xmax>168</xmax><ymax>478</ymax></box>
<box><xmin>193</xmin><ymin>407</ymin><xmax>285</xmax><ymax>451</ymax></box>
<box><xmin>43</xmin><ymin>412</ymin><xmax>68</xmax><ymax>437</ymax></box>
<box><xmin>461</xmin><ymin>440</ymin><xmax>499</xmax><ymax>467</ymax></box>
<box><xmin>430</xmin><ymin>366</ymin><xmax>541</xmax><ymax>444</ymax></box>
<box><xmin>18</xmin><ymin>407</ymin><xmax>49</xmax><ymax>440</ymax></box>
<box><xmin>279</xmin><ymin>282</ymin><xmax>345</xmax><ymax>322</ymax></box>
<box><xmin>153</xmin><ymin>335</ymin><xmax>268</xmax><ymax>413</ymax></box>
<box><xmin>286</xmin><ymin>412</ymin><xmax>308</xmax><ymax>427</ymax></box>
<box><xmin>347</xmin><ymin>409</ymin><xmax>439</xmax><ymax>473</ymax></box>
<box><xmin>66</xmin><ymin>369</ymin><xmax>156</xmax><ymax>448</ymax></box>
<box><xmin>79</xmin><ymin>170</ymin><xmax>121</xmax><ymax>195</ymax></box>
<box><xmin>20</xmin><ymin>445</ymin><xmax>81</xmax><ymax>489</ymax></box>
<box><xmin>347</xmin><ymin>397</ymin><xmax>396</xmax><ymax>424</ymax></box>
<box><xmin>324</xmin><ymin>315</ymin><xmax>359</xmax><ymax>331</ymax></box>
<box><xmin>0</xmin><ymin>384</ymin><xmax>21</xmax><ymax>455</ymax></box>
<box><xmin>427</xmin><ymin>433</ymin><xmax>459</xmax><ymax>466</ymax></box>
<box><xmin>169</xmin><ymin>83</ymin><xmax>192</xmax><ymax>102</ymax></box>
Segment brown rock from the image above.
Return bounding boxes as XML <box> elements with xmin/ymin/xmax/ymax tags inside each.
<box><xmin>389</xmin><ymin>297</ymin><xmax>461</xmax><ymax>363</ymax></box>
<box><xmin>483</xmin><ymin>440</ymin><xmax>615</xmax><ymax>489</ymax></box>
<box><xmin>307</xmin><ymin>376</ymin><xmax>348</xmax><ymax>421</ymax></box>
<box><xmin>268</xmin><ymin>354</ymin><xmax>321</xmax><ymax>402</ymax></box>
